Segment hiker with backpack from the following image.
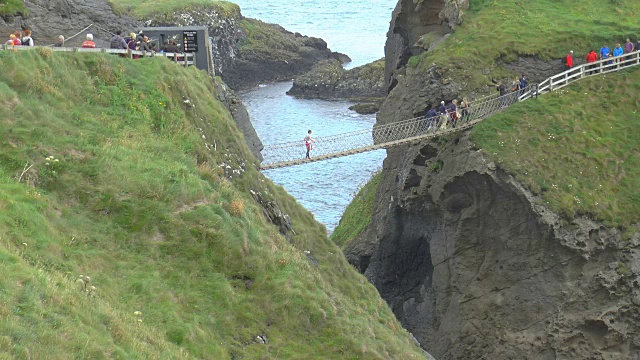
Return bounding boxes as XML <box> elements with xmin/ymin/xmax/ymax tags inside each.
<box><xmin>21</xmin><ymin>30</ymin><xmax>33</xmax><ymax>46</ymax></box>
<box><xmin>110</xmin><ymin>30</ymin><xmax>127</xmax><ymax>49</ymax></box>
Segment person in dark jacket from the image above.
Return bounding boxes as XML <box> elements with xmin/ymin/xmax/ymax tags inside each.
<box><xmin>425</xmin><ymin>104</ymin><xmax>437</xmax><ymax>118</ymax></box>
<box><xmin>519</xmin><ymin>74</ymin><xmax>528</xmax><ymax>90</ymax></box>
<box><xmin>497</xmin><ymin>82</ymin><xmax>507</xmax><ymax>107</ymax></box>
<box><xmin>163</xmin><ymin>39</ymin><xmax>178</xmax><ymax>53</ymax></box>
<box><xmin>110</xmin><ymin>30</ymin><xmax>127</xmax><ymax>49</ymax></box>
<box><xmin>425</xmin><ymin>105</ymin><xmax>437</xmax><ymax>130</ymax></box>
<box><xmin>438</xmin><ymin>101</ymin><xmax>446</xmax><ymax>115</ymax></box>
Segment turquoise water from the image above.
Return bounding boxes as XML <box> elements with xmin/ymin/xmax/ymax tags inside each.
<box><xmin>237</xmin><ymin>0</ymin><xmax>396</xmax><ymax>232</ymax></box>
<box><xmin>232</xmin><ymin>0</ymin><xmax>396</xmax><ymax>67</ymax></box>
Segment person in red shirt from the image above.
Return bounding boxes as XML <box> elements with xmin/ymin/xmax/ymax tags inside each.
<box><xmin>565</xmin><ymin>50</ymin><xmax>574</xmax><ymax>70</ymax></box>
<box><xmin>586</xmin><ymin>49</ymin><xmax>598</xmax><ymax>75</ymax></box>
<box><xmin>82</xmin><ymin>33</ymin><xmax>96</xmax><ymax>48</ymax></box>
<box><xmin>12</xmin><ymin>31</ymin><xmax>21</xmax><ymax>45</ymax></box>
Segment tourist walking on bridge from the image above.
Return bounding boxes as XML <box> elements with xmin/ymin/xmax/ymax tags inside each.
<box><xmin>497</xmin><ymin>82</ymin><xmax>507</xmax><ymax>107</ymax></box>
<box><xmin>519</xmin><ymin>74</ymin><xmax>528</xmax><ymax>90</ymax></box>
<box><xmin>304</xmin><ymin>130</ymin><xmax>315</xmax><ymax>159</ymax></box>
<box><xmin>425</xmin><ymin>105</ymin><xmax>437</xmax><ymax>130</ymax></box>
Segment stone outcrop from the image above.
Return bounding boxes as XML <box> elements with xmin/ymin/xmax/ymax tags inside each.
<box><xmin>345</xmin><ymin>132</ymin><xmax>640</xmax><ymax>359</ymax></box>
<box><xmin>0</xmin><ymin>0</ymin><xmax>138</xmax><ymax>48</ymax></box>
<box><xmin>385</xmin><ymin>0</ymin><xmax>469</xmax><ymax>93</ymax></box>
<box><xmin>220</xmin><ymin>19</ymin><xmax>350</xmax><ymax>90</ymax></box>
<box><xmin>287</xmin><ymin>58</ymin><xmax>385</xmax><ymax>102</ymax></box>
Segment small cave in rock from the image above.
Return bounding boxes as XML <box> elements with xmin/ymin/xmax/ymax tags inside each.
<box><xmin>364</xmin><ymin>199</ymin><xmax>442</xmax><ymax>343</ymax></box>
<box><xmin>404</xmin><ymin>168</ymin><xmax>423</xmax><ymax>189</ymax></box>
<box><xmin>413</xmin><ymin>144</ymin><xmax>438</xmax><ymax>166</ymax></box>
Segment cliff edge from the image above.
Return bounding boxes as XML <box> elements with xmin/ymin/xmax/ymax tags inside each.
<box><xmin>340</xmin><ymin>0</ymin><xmax>640</xmax><ymax>358</ymax></box>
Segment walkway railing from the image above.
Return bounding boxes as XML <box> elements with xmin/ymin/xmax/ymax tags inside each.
<box><xmin>261</xmin><ymin>49</ymin><xmax>640</xmax><ymax>170</ymax></box>
<box><xmin>1</xmin><ymin>45</ymin><xmax>196</xmax><ymax>67</ymax></box>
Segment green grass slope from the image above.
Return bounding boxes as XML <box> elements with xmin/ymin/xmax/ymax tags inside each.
<box><xmin>108</xmin><ymin>0</ymin><xmax>239</xmax><ymax>18</ymax></box>
<box><xmin>472</xmin><ymin>66</ymin><xmax>640</xmax><ymax>229</ymax></box>
<box><xmin>0</xmin><ymin>49</ymin><xmax>425</xmax><ymax>359</ymax></box>
<box><xmin>331</xmin><ymin>173</ymin><xmax>381</xmax><ymax>248</ymax></box>
<box><xmin>411</xmin><ymin>0</ymin><xmax>640</xmax><ymax>91</ymax></box>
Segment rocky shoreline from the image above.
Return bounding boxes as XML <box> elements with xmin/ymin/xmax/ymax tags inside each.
<box><xmin>287</xmin><ymin>58</ymin><xmax>385</xmax><ymax>100</ymax></box>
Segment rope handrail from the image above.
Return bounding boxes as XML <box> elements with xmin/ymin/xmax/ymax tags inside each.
<box><xmin>261</xmin><ymin>49</ymin><xmax>640</xmax><ymax>170</ymax></box>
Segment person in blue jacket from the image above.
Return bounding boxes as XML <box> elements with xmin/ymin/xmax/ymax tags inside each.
<box><xmin>599</xmin><ymin>43</ymin><xmax>610</xmax><ymax>59</ymax></box>
<box><xmin>613</xmin><ymin>43</ymin><xmax>624</xmax><ymax>66</ymax></box>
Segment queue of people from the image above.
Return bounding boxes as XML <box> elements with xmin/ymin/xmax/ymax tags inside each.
<box><xmin>566</xmin><ymin>38</ymin><xmax>640</xmax><ymax>73</ymax></box>
<box><xmin>5</xmin><ymin>28</ymin><xmax>183</xmax><ymax>55</ymax></box>
<box><xmin>4</xmin><ymin>29</ymin><xmax>34</xmax><ymax>46</ymax></box>
<box><xmin>109</xmin><ymin>30</ymin><xmax>182</xmax><ymax>54</ymax></box>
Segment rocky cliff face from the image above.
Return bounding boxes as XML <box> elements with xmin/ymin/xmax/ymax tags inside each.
<box><xmin>0</xmin><ymin>0</ymin><xmax>138</xmax><ymax>47</ymax></box>
<box><xmin>342</xmin><ymin>0</ymin><xmax>640</xmax><ymax>358</ymax></box>
<box><xmin>385</xmin><ymin>0</ymin><xmax>468</xmax><ymax>93</ymax></box>
<box><xmin>287</xmin><ymin>58</ymin><xmax>385</xmax><ymax>101</ymax></box>
<box><xmin>345</xmin><ymin>133</ymin><xmax>640</xmax><ymax>359</ymax></box>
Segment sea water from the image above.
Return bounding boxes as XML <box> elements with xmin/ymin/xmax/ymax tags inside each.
<box><xmin>236</xmin><ymin>0</ymin><xmax>397</xmax><ymax>232</ymax></box>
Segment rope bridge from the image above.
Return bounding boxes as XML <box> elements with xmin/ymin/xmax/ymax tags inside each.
<box><xmin>260</xmin><ymin>49</ymin><xmax>640</xmax><ymax>170</ymax></box>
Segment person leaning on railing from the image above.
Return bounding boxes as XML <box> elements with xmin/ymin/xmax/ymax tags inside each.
<box><xmin>5</xmin><ymin>34</ymin><xmax>16</xmax><ymax>46</ymax></box>
<box><xmin>82</xmin><ymin>34</ymin><xmax>96</xmax><ymax>48</ymax></box>
<box><xmin>22</xmin><ymin>30</ymin><xmax>34</xmax><ymax>46</ymax></box>
<box><xmin>110</xmin><ymin>30</ymin><xmax>128</xmax><ymax>50</ymax></box>
<box><xmin>54</xmin><ymin>35</ymin><xmax>65</xmax><ymax>47</ymax></box>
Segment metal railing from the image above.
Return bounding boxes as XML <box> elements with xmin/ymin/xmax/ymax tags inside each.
<box><xmin>1</xmin><ymin>45</ymin><xmax>196</xmax><ymax>67</ymax></box>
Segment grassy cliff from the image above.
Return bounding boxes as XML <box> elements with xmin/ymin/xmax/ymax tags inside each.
<box><xmin>410</xmin><ymin>0</ymin><xmax>640</xmax><ymax>91</ymax></box>
<box><xmin>472</xmin><ymin>66</ymin><xmax>640</xmax><ymax>229</ymax></box>
<box><xmin>0</xmin><ymin>49</ymin><xmax>425</xmax><ymax>359</ymax></box>
<box><xmin>331</xmin><ymin>173</ymin><xmax>381</xmax><ymax>248</ymax></box>
<box><xmin>108</xmin><ymin>0</ymin><xmax>240</xmax><ymax>18</ymax></box>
